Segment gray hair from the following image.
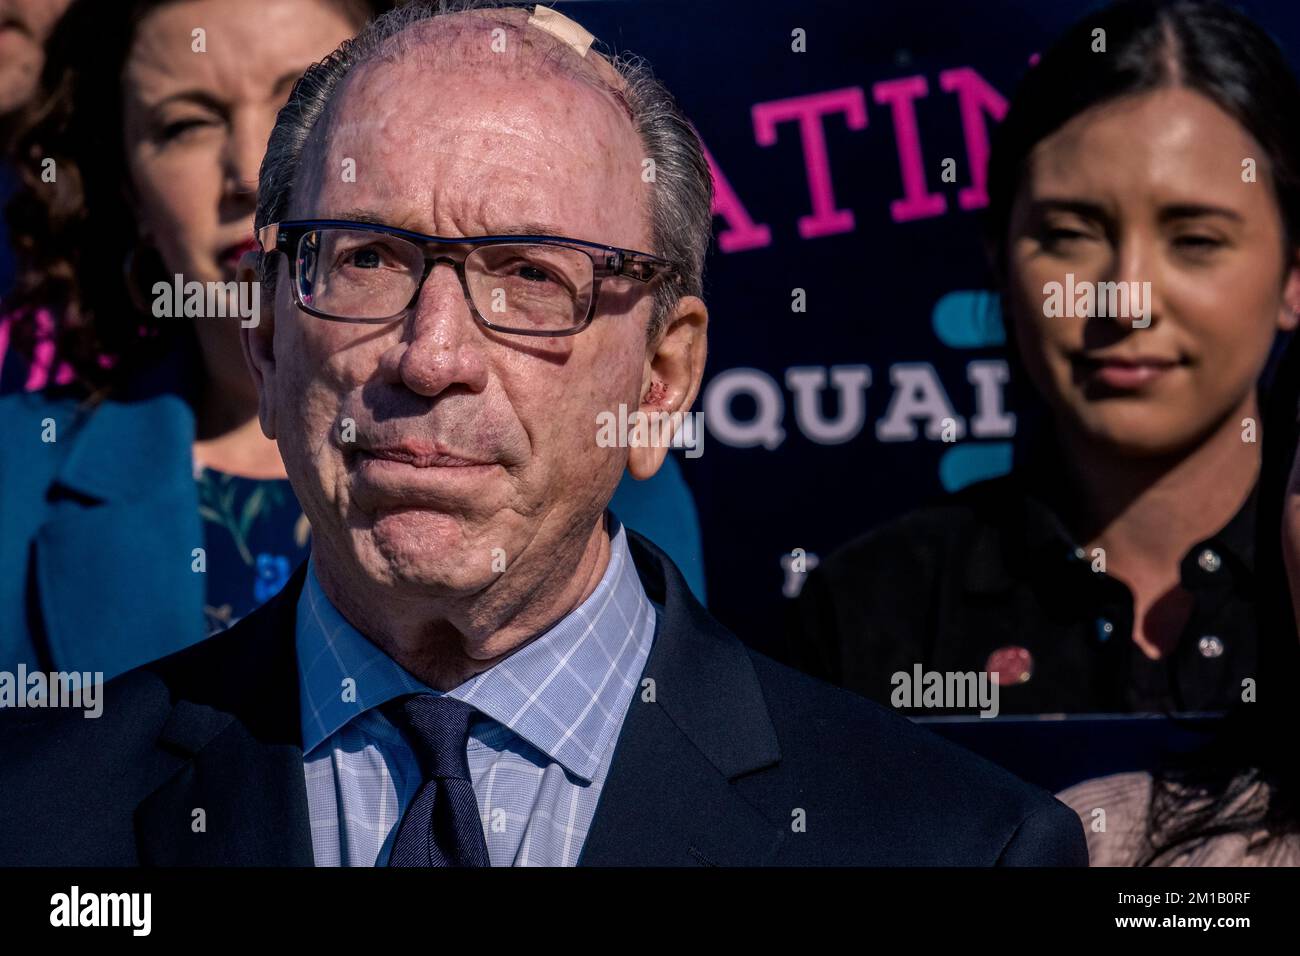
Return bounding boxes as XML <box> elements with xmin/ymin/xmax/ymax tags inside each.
<box><xmin>256</xmin><ymin>0</ymin><xmax>713</xmax><ymax>340</ymax></box>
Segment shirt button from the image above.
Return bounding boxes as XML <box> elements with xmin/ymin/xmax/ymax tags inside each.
<box><xmin>1096</xmin><ymin>618</ymin><xmax>1114</xmax><ymax>641</ymax></box>
<box><xmin>1197</xmin><ymin>548</ymin><xmax>1222</xmax><ymax>574</ymax></box>
<box><xmin>1073</xmin><ymin>547</ymin><xmax>1087</xmax><ymax>561</ymax></box>
<box><xmin>1198</xmin><ymin>635</ymin><xmax>1225</xmax><ymax>658</ymax></box>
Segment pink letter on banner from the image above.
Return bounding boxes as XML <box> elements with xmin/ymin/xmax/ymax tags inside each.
<box><xmin>702</xmin><ymin>140</ymin><xmax>772</xmax><ymax>253</ymax></box>
<box><xmin>752</xmin><ymin>88</ymin><xmax>866</xmax><ymax>240</ymax></box>
<box><xmin>939</xmin><ymin>67</ymin><xmax>1009</xmax><ymax>211</ymax></box>
<box><xmin>872</xmin><ymin>75</ymin><xmax>945</xmax><ymax>223</ymax></box>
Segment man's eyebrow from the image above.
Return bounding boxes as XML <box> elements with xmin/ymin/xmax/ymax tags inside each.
<box><xmin>504</xmin><ymin>220</ymin><xmax>573</xmax><ymax>237</ymax></box>
<box><xmin>328</xmin><ymin>209</ymin><xmax>401</xmax><ymax>228</ymax></box>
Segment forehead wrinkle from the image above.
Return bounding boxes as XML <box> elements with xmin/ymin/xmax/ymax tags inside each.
<box><xmin>307</xmin><ymin>165</ymin><xmax>601</xmax><ymax>244</ymax></box>
<box><xmin>330</xmin><ymin>118</ymin><xmax>601</xmax><ymax>175</ymax></box>
<box><xmin>315</xmin><ymin>127</ymin><xmax>594</xmax><ymax>229</ymax></box>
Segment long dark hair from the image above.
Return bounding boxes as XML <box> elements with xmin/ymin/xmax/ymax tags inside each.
<box><xmin>1</xmin><ymin>0</ymin><xmax>390</xmax><ymax>398</ymax></box>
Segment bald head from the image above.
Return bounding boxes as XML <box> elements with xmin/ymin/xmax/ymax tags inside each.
<box><xmin>292</xmin><ymin>7</ymin><xmax>651</xmax><ymax>252</ymax></box>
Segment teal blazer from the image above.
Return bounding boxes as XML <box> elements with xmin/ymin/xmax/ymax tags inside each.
<box><xmin>0</xmin><ymin>390</ymin><xmax>706</xmax><ymax>681</ymax></box>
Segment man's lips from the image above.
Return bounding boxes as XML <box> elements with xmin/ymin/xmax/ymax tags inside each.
<box><xmin>358</xmin><ymin>445</ymin><xmax>494</xmax><ymax>468</ymax></box>
<box><xmin>351</xmin><ymin>444</ymin><xmax>500</xmax><ymax>508</ymax></box>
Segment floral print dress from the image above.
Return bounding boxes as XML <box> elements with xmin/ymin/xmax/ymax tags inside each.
<box><xmin>195</xmin><ymin>465</ymin><xmax>311</xmax><ymax>635</ymax></box>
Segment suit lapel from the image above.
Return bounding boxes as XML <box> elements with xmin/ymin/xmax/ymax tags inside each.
<box><xmin>580</xmin><ymin>532</ymin><xmax>789</xmax><ymax>866</ymax></box>
<box><xmin>135</xmin><ymin>563</ymin><xmax>313</xmax><ymax>866</ymax></box>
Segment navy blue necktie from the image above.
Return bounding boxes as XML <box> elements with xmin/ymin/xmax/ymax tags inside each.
<box><xmin>383</xmin><ymin>694</ymin><xmax>491</xmax><ymax>867</ymax></box>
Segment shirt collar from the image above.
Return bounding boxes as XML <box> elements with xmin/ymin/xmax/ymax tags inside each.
<box><xmin>1196</xmin><ymin>481</ymin><xmax>1256</xmax><ymax>576</ymax></box>
<box><xmin>296</xmin><ymin>514</ymin><xmax>655</xmax><ymax>784</ymax></box>
<box><xmin>962</xmin><ymin>446</ymin><xmax>1258</xmax><ymax>594</ymax></box>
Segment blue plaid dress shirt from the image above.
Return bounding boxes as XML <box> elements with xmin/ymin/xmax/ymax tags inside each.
<box><xmin>297</xmin><ymin>516</ymin><xmax>657</xmax><ymax>866</ymax></box>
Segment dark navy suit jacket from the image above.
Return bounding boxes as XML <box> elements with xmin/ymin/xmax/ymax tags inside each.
<box><xmin>0</xmin><ymin>531</ymin><xmax>1086</xmax><ymax>866</ymax></box>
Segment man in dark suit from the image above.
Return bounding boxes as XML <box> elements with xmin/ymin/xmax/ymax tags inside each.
<box><xmin>3</xmin><ymin>529</ymin><xmax>1083</xmax><ymax>866</ymax></box>
<box><xmin>0</xmin><ymin>1</ymin><xmax>1085</xmax><ymax>866</ymax></box>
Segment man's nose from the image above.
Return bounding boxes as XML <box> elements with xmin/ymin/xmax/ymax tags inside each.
<box><xmin>381</xmin><ymin>262</ymin><xmax>491</xmax><ymax>397</ymax></box>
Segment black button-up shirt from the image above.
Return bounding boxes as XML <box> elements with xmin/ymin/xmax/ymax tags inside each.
<box><xmin>787</xmin><ymin>469</ymin><xmax>1257</xmax><ymax>716</ymax></box>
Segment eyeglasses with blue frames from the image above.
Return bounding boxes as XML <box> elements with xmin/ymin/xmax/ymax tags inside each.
<box><xmin>256</xmin><ymin>218</ymin><xmax>683</xmax><ymax>337</ymax></box>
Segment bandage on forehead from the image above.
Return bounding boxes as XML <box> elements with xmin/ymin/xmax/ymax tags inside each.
<box><xmin>526</xmin><ymin>4</ymin><xmax>628</xmax><ymax>95</ymax></box>
<box><xmin>527</xmin><ymin>4</ymin><xmax>595</xmax><ymax>57</ymax></box>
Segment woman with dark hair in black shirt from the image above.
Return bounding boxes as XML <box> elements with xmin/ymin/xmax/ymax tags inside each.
<box><xmin>1055</xmin><ymin>315</ymin><xmax>1300</xmax><ymax>865</ymax></box>
<box><xmin>791</xmin><ymin>0</ymin><xmax>1300</xmax><ymax>716</ymax></box>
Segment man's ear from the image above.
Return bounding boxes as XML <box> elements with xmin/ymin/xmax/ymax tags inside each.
<box><xmin>627</xmin><ymin>294</ymin><xmax>708</xmax><ymax>480</ymax></box>
<box><xmin>238</xmin><ymin>249</ymin><xmax>278</xmax><ymax>439</ymax></box>
<box><xmin>1282</xmin><ymin>249</ymin><xmax>1300</xmax><ymax>332</ymax></box>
